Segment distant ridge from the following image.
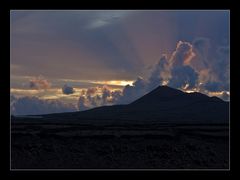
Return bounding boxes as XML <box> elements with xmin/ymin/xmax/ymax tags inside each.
<box><xmin>12</xmin><ymin>86</ymin><xmax>229</xmax><ymax>125</ymax></box>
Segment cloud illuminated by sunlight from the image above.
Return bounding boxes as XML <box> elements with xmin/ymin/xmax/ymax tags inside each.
<box><xmin>10</xmin><ymin>85</ymin><xmax>124</xmax><ymax>105</ymax></box>
<box><xmin>90</xmin><ymin>80</ymin><xmax>134</xmax><ymax>86</ymax></box>
<box><xmin>59</xmin><ymin>78</ymin><xmax>134</xmax><ymax>87</ymax></box>
<box><xmin>11</xmin><ymin>88</ymin><xmax>83</xmax><ymax>102</ymax></box>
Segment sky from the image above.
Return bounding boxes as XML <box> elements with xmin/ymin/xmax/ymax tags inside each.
<box><xmin>10</xmin><ymin>10</ymin><xmax>230</xmax><ymax>115</ymax></box>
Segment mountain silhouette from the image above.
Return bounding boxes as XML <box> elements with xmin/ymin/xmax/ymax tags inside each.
<box><xmin>11</xmin><ymin>85</ymin><xmax>229</xmax><ymax>169</ymax></box>
<box><xmin>132</xmin><ymin>86</ymin><xmax>185</xmax><ymax>103</ymax></box>
<box><xmin>13</xmin><ymin>86</ymin><xmax>229</xmax><ymax>124</ymax></box>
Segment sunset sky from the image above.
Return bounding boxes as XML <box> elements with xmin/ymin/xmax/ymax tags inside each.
<box><xmin>10</xmin><ymin>10</ymin><xmax>230</xmax><ymax>115</ymax></box>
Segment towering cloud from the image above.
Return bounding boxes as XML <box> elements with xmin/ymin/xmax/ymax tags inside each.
<box><xmin>62</xmin><ymin>84</ymin><xmax>75</xmax><ymax>95</ymax></box>
<box><xmin>118</xmin><ymin>39</ymin><xmax>229</xmax><ymax>101</ymax></box>
<box><xmin>29</xmin><ymin>76</ymin><xmax>51</xmax><ymax>89</ymax></box>
<box><xmin>166</xmin><ymin>41</ymin><xmax>198</xmax><ymax>89</ymax></box>
<box><xmin>192</xmin><ymin>37</ymin><xmax>210</xmax><ymax>69</ymax></box>
<box><xmin>168</xmin><ymin>66</ymin><xmax>198</xmax><ymax>89</ymax></box>
<box><xmin>191</xmin><ymin>38</ymin><xmax>230</xmax><ymax>92</ymax></box>
<box><xmin>76</xmin><ymin>39</ymin><xmax>229</xmax><ymax>111</ymax></box>
<box><xmin>78</xmin><ymin>96</ymin><xmax>88</xmax><ymax>111</ymax></box>
<box><xmin>170</xmin><ymin>41</ymin><xmax>195</xmax><ymax>67</ymax></box>
<box><xmin>147</xmin><ymin>55</ymin><xmax>169</xmax><ymax>91</ymax></box>
<box><xmin>214</xmin><ymin>46</ymin><xmax>230</xmax><ymax>90</ymax></box>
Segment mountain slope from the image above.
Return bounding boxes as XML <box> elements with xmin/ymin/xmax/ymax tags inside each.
<box><xmin>12</xmin><ymin>86</ymin><xmax>229</xmax><ymax>124</ymax></box>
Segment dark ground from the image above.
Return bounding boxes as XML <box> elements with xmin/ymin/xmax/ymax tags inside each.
<box><xmin>11</xmin><ymin>122</ymin><xmax>229</xmax><ymax>169</ymax></box>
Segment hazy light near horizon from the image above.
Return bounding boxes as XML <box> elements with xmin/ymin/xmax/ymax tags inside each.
<box><xmin>90</xmin><ymin>80</ymin><xmax>134</xmax><ymax>86</ymax></box>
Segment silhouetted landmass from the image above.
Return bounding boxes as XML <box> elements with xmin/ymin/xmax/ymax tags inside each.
<box><xmin>11</xmin><ymin>86</ymin><xmax>229</xmax><ymax>169</ymax></box>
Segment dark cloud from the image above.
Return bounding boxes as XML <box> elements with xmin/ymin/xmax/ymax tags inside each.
<box><xmin>168</xmin><ymin>66</ymin><xmax>198</xmax><ymax>89</ymax></box>
<box><xmin>167</xmin><ymin>41</ymin><xmax>198</xmax><ymax>89</ymax></box>
<box><xmin>192</xmin><ymin>37</ymin><xmax>210</xmax><ymax>69</ymax></box>
<box><xmin>77</xmin><ymin>96</ymin><xmax>89</xmax><ymax>111</ymax></box>
<box><xmin>147</xmin><ymin>55</ymin><xmax>169</xmax><ymax>91</ymax></box>
<box><xmin>117</xmin><ymin>77</ymin><xmax>147</xmax><ymax>104</ymax></box>
<box><xmin>203</xmin><ymin>81</ymin><xmax>223</xmax><ymax>92</ymax></box>
<box><xmin>191</xmin><ymin>37</ymin><xmax>230</xmax><ymax>92</ymax></box>
<box><xmin>214</xmin><ymin>46</ymin><xmax>230</xmax><ymax>85</ymax></box>
<box><xmin>62</xmin><ymin>84</ymin><xmax>75</xmax><ymax>95</ymax></box>
<box><xmin>102</xmin><ymin>86</ymin><xmax>111</xmax><ymax>103</ymax></box>
<box><xmin>77</xmin><ymin>86</ymin><xmax>119</xmax><ymax>110</ymax></box>
<box><xmin>11</xmin><ymin>95</ymin><xmax>76</xmax><ymax>115</ymax></box>
<box><xmin>193</xmin><ymin>37</ymin><xmax>210</xmax><ymax>50</ymax></box>
<box><xmin>86</xmin><ymin>94</ymin><xmax>101</xmax><ymax>107</ymax></box>
<box><xmin>114</xmin><ymin>55</ymin><xmax>169</xmax><ymax>105</ymax></box>
<box><xmin>110</xmin><ymin>90</ymin><xmax>122</xmax><ymax>103</ymax></box>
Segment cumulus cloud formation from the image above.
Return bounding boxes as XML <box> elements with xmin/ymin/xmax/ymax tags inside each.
<box><xmin>167</xmin><ymin>41</ymin><xmax>198</xmax><ymax>89</ymax></box>
<box><xmin>11</xmin><ymin>95</ymin><xmax>76</xmax><ymax>115</ymax></box>
<box><xmin>29</xmin><ymin>76</ymin><xmax>51</xmax><ymax>89</ymax></box>
<box><xmin>76</xmin><ymin>39</ymin><xmax>229</xmax><ymax>111</ymax></box>
<box><xmin>116</xmin><ymin>41</ymin><xmax>199</xmax><ymax>104</ymax></box>
<box><xmin>147</xmin><ymin>55</ymin><xmax>169</xmax><ymax>91</ymax></box>
<box><xmin>191</xmin><ymin>38</ymin><xmax>230</xmax><ymax>92</ymax></box>
<box><xmin>62</xmin><ymin>84</ymin><xmax>75</xmax><ymax>95</ymax></box>
<box><xmin>192</xmin><ymin>37</ymin><xmax>210</xmax><ymax>69</ymax></box>
<box><xmin>78</xmin><ymin>96</ymin><xmax>89</xmax><ymax>111</ymax></box>
<box><xmin>77</xmin><ymin>86</ymin><xmax>113</xmax><ymax>110</ymax></box>
<box><xmin>213</xmin><ymin>46</ymin><xmax>230</xmax><ymax>90</ymax></box>
<box><xmin>86</xmin><ymin>87</ymin><xmax>98</xmax><ymax>96</ymax></box>
<box><xmin>102</xmin><ymin>86</ymin><xmax>111</xmax><ymax>104</ymax></box>
<box><xmin>168</xmin><ymin>66</ymin><xmax>198</xmax><ymax>89</ymax></box>
<box><xmin>11</xmin><ymin>39</ymin><xmax>229</xmax><ymax>114</ymax></box>
<box><xmin>116</xmin><ymin>77</ymin><xmax>147</xmax><ymax>104</ymax></box>
<box><xmin>170</xmin><ymin>41</ymin><xmax>195</xmax><ymax>67</ymax></box>
<box><xmin>110</xmin><ymin>90</ymin><xmax>122</xmax><ymax>103</ymax></box>
<box><xmin>203</xmin><ymin>81</ymin><xmax>224</xmax><ymax>92</ymax></box>
<box><xmin>159</xmin><ymin>39</ymin><xmax>229</xmax><ymax>94</ymax></box>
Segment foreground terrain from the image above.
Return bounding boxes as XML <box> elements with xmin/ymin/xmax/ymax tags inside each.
<box><xmin>11</xmin><ymin>121</ymin><xmax>229</xmax><ymax>169</ymax></box>
<box><xmin>11</xmin><ymin>86</ymin><xmax>229</xmax><ymax>169</ymax></box>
